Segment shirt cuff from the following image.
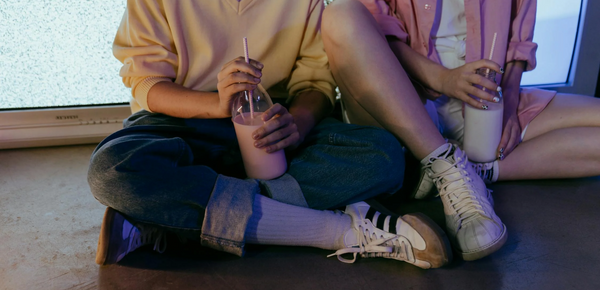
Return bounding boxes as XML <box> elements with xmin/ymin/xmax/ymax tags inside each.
<box><xmin>288</xmin><ymin>81</ymin><xmax>336</xmax><ymax>107</ymax></box>
<box><xmin>506</xmin><ymin>41</ymin><xmax>538</xmax><ymax>71</ymax></box>
<box><xmin>132</xmin><ymin>77</ymin><xmax>173</xmax><ymax>112</ymax></box>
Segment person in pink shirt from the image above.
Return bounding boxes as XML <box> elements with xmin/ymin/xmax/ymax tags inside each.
<box><xmin>321</xmin><ymin>0</ymin><xmax>600</xmax><ymax>261</ymax></box>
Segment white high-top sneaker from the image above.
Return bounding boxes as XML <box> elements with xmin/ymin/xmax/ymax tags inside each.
<box><xmin>423</xmin><ymin>145</ymin><xmax>507</xmax><ymax>261</ymax></box>
<box><xmin>411</xmin><ymin>166</ymin><xmax>436</xmax><ymax>199</ymax></box>
<box><xmin>472</xmin><ymin>160</ymin><xmax>499</xmax><ymax>184</ymax></box>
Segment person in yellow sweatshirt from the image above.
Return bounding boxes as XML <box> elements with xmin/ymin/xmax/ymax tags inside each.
<box><xmin>87</xmin><ymin>0</ymin><xmax>452</xmax><ymax>268</ymax></box>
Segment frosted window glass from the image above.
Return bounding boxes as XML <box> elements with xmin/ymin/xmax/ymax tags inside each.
<box><xmin>0</xmin><ymin>0</ymin><xmax>129</xmax><ymax>109</ymax></box>
<box><xmin>521</xmin><ymin>0</ymin><xmax>582</xmax><ymax>86</ymax></box>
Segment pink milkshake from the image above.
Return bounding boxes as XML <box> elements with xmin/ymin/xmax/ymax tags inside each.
<box><xmin>233</xmin><ymin>112</ymin><xmax>287</xmax><ymax>180</ymax></box>
<box><xmin>463</xmin><ymin>68</ymin><xmax>503</xmax><ymax>162</ymax></box>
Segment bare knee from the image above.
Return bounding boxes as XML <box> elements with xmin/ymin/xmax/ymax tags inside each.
<box><xmin>322</xmin><ymin>0</ymin><xmax>376</xmax><ymax>43</ymax></box>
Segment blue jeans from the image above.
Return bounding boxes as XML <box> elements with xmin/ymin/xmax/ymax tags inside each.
<box><xmin>88</xmin><ymin>110</ymin><xmax>404</xmax><ymax>256</ymax></box>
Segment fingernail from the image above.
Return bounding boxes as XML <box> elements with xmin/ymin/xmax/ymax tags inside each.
<box><xmin>499</xmin><ymin>153</ymin><xmax>505</xmax><ymax>161</ymax></box>
<box><xmin>496</xmin><ymin>86</ymin><xmax>502</xmax><ymax>92</ymax></box>
<box><xmin>493</xmin><ymin>97</ymin><xmax>500</xmax><ymax>103</ymax></box>
<box><xmin>253</xmin><ymin>134</ymin><xmax>259</xmax><ymax>140</ymax></box>
<box><xmin>254</xmin><ymin>141</ymin><xmax>262</xmax><ymax>148</ymax></box>
<box><xmin>500</xmin><ymin>67</ymin><xmax>505</xmax><ymax>74</ymax></box>
<box><xmin>482</xmin><ymin>105</ymin><xmax>489</xmax><ymax>110</ymax></box>
<box><xmin>254</xmin><ymin>78</ymin><xmax>260</xmax><ymax>83</ymax></box>
<box><xmin>500</xmin><ymin>147</ymin><xmax>505</xmax><ymax>153</ymax></box>
<box><xmin>498</xmin><ymin>90</ymin><xmax>503</xmax><ymax>98</ymax></box>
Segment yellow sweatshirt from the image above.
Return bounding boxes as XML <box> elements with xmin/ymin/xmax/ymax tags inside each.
<box><xmin>113</xmin><ymin>0</ymin><xmax>336</xmax><ymax>113</ymax></box>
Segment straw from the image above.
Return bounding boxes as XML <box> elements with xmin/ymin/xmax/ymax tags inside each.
<box><xmin>488</xmin><ymin>32</ymin><xmax>498</xmax><ymax>60</ymax></box>
<box><xmin>484</xmin><ymin>32</ymin><xmax>498</xmax><ymax>78</ymax></box>
<box><xmin>243</xmin><ymin>37</ymin><xmax>255</xmax><ymax>123</ymax></box>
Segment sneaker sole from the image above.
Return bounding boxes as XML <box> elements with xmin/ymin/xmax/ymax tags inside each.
<box><xmin>460</xmin><ymin>223</ymin><xmax>508</xmax><ymax>261</ymax></box>
<box><xmin>95</xmin><ymin>207</ymin><xmax>117</xmax><ymax>265</ymax></box>
<box><xmin>402</xmin><ymin>212</ymin><xmax>453</xmax><ymax>269</ymax></box>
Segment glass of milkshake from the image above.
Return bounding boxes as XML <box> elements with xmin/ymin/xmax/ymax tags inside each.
<box><xmin>463</xmin><ymin>68</ymin><xmax>503</xmax><ymax>162</ymax></box>
<box><xmin>231</xmin><ymin>84</ymin><xmax>287</xmax><ymax>180</ymax></box>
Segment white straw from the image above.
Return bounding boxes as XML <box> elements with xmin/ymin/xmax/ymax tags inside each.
<box><xmin>243</xmin><ymin>37</ymin><xmax>250</xmax><ymax>64</ymax></box>
<box><xmin>243</xmin><ymin>37</ymin><xmax>255</xmax><ymax>123</ymax></box>
<box><xmin>489</xmin><ymin>32</ymin><xmax>498</xmax><ymax>60</ymax></box>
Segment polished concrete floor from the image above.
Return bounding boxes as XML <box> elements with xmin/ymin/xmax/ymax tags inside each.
<box><xmin>1</xmin><ymin>144</ymin><xmax>599</xmax><ymax>290</ymax></box>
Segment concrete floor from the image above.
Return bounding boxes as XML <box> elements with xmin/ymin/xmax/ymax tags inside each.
<box><xmin>1</xmin><ymin>144</ymin><xmax>600</xmax><ymax>290</ymax></box>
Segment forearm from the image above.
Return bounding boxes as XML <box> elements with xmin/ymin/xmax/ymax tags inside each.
<box><xmin>288</xmin><ymin>90</ymin><xmax>333</xmax><ymax>139</ymax></box>
<box><xmin>147</xmin><ymin>81</ymin><xmax>224</xmax><ymax>119</ymax></box>
<box><xmin>386</xmin><ymin>37</ymin><xmax>448</xmax><ymax>93</ymax></box>
<box><xmin>500</xmin><ymin>61</ymin><xmax>526</xmax><ymax>119</ymax></box>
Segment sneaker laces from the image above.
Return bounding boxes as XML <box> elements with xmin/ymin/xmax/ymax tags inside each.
<box><xmin>129</xmin><ymin>225</ymin><xmax>168</xmax><ymax>254</ymax></box>
<box><xmin>327</xmin><ymin>224</ymin><xmax>415</xmax><ymax>264</ymax></box>
<box><xmin>427</xmin><ymin>149</ymin><xmax>485</xmax><ymax>227</ymax></box>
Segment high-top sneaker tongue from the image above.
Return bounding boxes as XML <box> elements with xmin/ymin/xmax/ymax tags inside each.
<box><xmin>431</xmin><ymin>154</ymin><xmax>467</xmax><ymax>195</ymax></box>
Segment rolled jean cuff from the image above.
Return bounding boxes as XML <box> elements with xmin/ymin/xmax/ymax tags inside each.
<box><xmin>201</xmin><ymin>175</ymin><xmax>259</xmax><ymax>257</ymax></box>
<box><xmin>260</xmin><ymin>173</ymin><xmax>308</xmax><ymax>207</ymax></box>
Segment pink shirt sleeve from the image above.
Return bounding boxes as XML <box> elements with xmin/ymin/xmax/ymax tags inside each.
<box><xmin>506</xmin><ymin>0</ymin><xmax>538</xmax><ymax>71</ymax></box>
<box><xmin>357</xmin><ymin>0</ymin><xmax>409</xmax><ymax>43</ymax></box>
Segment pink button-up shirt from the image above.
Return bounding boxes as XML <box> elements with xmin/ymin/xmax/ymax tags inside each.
<box><xmin>359</xmin><ymin>0</ymin><xmax>554</xmax><ymax>130</ymax></box>
<box><xmin>359</xmin><ymin>0</ymin><xmax>538</xmax><ymax>73</ymax></box>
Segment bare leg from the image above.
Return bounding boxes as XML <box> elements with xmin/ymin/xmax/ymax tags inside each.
<box><xmin>497</xmin><ymin>94</ymin><xmax>600</xmax><ymax>180</ymax></box>
<box><xmin>323</xmin><ymin>1</ymin><xmax>507</xmax><ymax>260</ymax></box>
<box><xmin>322</xmin><ymin>0</ymin><xmax>445</xmax><ymax>159</ymax></box>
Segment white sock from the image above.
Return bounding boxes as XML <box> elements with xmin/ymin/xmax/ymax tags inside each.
<box><xmin>244</xmin><ymin>194</ymin><xmax>353</xmax><ymax>250</ymax></box>
<box><xmin>420</xmin><ymin>143</ymin><xmax>453</xmax><ymax>166</ymax></box>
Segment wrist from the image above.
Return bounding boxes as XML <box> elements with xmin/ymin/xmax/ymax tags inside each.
<box><xmin>435</xmin><ymin>67</ymin><xmax>451</xmax><ymax>94</ymax></box>
<box><xmin>290</xmin><ymin>109</ymin><xmax>317</xmax><ymax>138</ymax></box>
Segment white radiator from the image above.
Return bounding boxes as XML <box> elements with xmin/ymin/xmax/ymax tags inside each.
<box><xmin>0</xmin><ymin>105</ymin><xmax>131</xmax><ymax>149</ymax></box>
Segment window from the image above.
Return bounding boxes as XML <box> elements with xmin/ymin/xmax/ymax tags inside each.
<box><xmin>521</xmin><ymin>0</ymin><xmax>583</xmax><ymax>86</ymax></box>
<box><xmin>0</xmin><ymin>0</ymin><xmax>129</xmax><ymax>110</ymax></box>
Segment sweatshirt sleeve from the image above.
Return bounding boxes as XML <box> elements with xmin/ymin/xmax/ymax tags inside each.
<box><xmin>358</xmin><ymin>0</ymin><xmax>409</xmax><ymax>42</ymax></box>
<box><xmin>113</xmin><ymin>0</ymin><xmax>177</xmax><ymax>112</ymax></box>
<box><xmin>287</xmin><ymin>0</ymin><xmax>336</xmax><ymax>105</ymax></box>
<box><xmin>506</xmin><ymin>0</ymin><xmax>538</xmax><ymax>71</ymax></box>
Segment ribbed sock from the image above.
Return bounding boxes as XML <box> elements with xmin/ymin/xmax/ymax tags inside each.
<box><xmin>244</xmin><ymin>194</ymin><xmax>353</xmax><ymax>250</ymax></box>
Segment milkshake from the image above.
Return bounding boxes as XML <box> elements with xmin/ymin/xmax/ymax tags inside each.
<box><xmin>233</xmin><ymin>112</ymin><xmax>287</xmax><ymax>180</ymax></box>
<box><xmin>463</xmin><ymin>68</ymin><xmax>503</xmax><ymax>162</ymax></box>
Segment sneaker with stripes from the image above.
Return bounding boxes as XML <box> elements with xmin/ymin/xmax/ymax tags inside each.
<box><xmin>328</xmin><ymin>202</ymin><xmax>452</xmax><ymax>269</ymax></box>
<box><xmin>472</xmin><ymin>160</ymin><xmax>499</xmax><ymax>184</ymax></box>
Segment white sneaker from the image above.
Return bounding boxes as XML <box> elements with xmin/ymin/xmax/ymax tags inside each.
<box><xmin>424</xmin><ymin>145</ymin><xmax>507</xmax><ymax>261</ymax></box>
<box><xmin>328</xmin><ymin>202</ymin><xmax>452</xmax><ymax>269</ymax></box>
<box><xmin>472</xmin><ymin>161</ymin><xmax>497</xmax><ymax>184</ymax></box>
<box><xmin>411</xmin><ymin>166</ymin><xmax>436</xmax><ymax>199</ymax></box>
